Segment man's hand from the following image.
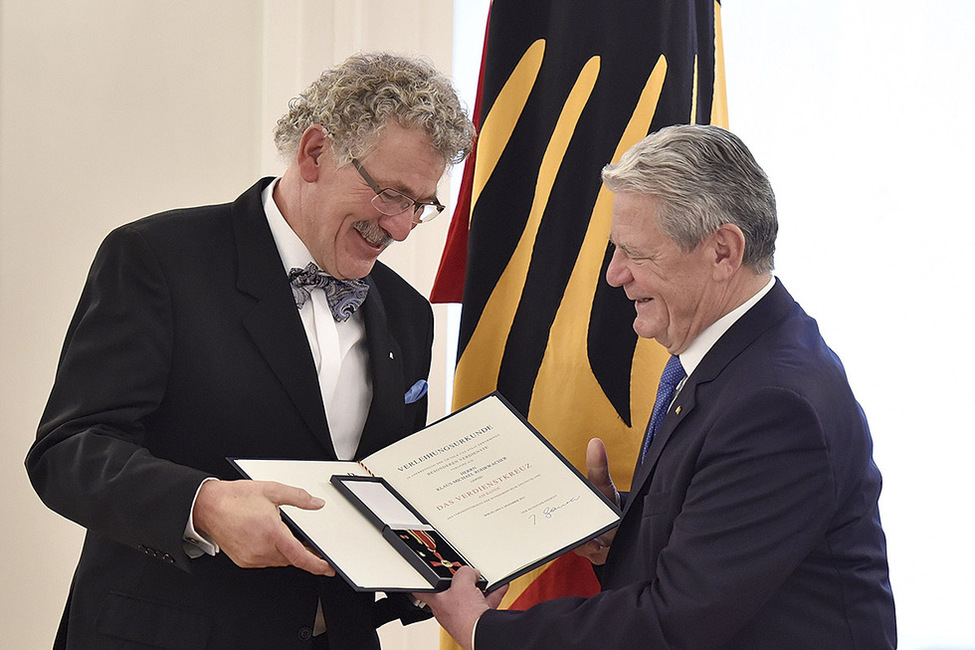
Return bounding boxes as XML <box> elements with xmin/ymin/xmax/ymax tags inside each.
<box><xmin>192</xmin><ymin>479</ymin><xmax>335</xmax><ymax>576</ymax></box>
<box><xmin>414</xmin><ymin>566</ymin><xmax>508</xmax><ymax>650</ymax></box>
<box><xmin>574</xmin><ymin>438</ymin><xmax>619</xmax><ymax>565</ymax></box>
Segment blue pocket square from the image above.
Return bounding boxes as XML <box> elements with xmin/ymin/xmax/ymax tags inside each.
<box><xmin>404</xmin><ymin>379</ymin><xmax>428</xmax><ymax>404</ymax></box>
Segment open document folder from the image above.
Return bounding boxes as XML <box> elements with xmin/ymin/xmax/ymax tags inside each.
<box><xmin>231</xmin><ymin>392</ymin><xmax>621</xmax><ymax>593</ymax></box>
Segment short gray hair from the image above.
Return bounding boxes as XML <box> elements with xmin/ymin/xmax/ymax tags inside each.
<box><xmin>274</xmin><ymin>52</ymin><xmax>475</xmax><ymax>167</ymax></box>
<box><xmin>602</xmin><ymin>124</ymin><xmax>777</xmax><ymax>273</ymax></box>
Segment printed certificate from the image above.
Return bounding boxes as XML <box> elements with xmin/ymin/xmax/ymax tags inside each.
<box><xmin>232</xmin><ymin>393</ymin><xmax>621</xmax><ymax>592</ymax></box>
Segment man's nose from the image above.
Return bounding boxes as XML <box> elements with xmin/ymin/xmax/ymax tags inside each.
<box><xmin>380</xmin><ymin>210</ymin><xmax>417</xmax><ymax>242</ymax></box>
<box><xmin>605</xmin><ymin>247</ymin><xmax>630</xmax><ymax>287</ymax></box>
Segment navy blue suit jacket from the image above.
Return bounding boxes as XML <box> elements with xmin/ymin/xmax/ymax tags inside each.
<box><xmin>27</xmin><ymin>179</ymin><xmax>433</xmax><ymax>649</ymax></box>
<box><xmin>476</xmin><ymin>280</ymin><xmax>896</xmax><ymax>649</ymax></box>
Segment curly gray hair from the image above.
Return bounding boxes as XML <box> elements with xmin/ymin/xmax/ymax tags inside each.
<box><xmin>602</xmin><ymin>124</ymin><xmax>777</xmax><ymax>274</ymax></box>
<box><xmin>273</xmin><ymin>52</ymin><xmax>475</xmax><ymax>167</ymax></box>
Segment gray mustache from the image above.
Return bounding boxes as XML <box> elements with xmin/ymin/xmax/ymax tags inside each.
<box><xmin>353</xmin><ymin>221</ymin><xmax>393</xmax><ymax>248</ymax></box>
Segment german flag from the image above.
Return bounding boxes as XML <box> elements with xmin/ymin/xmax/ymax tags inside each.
<box><xmin>431</xmin><ymin>2</ymin><xmax>727</xmax><ymax>646</ymax></box>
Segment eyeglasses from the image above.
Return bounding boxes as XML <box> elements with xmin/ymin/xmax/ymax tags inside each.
<box><xmin>351</xmin><ymin>158</ymin><xmax>445</xmax><ymax>224</ymax></box>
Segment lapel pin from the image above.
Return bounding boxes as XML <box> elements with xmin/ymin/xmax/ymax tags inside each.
<box><xmin>389</xmin><ymin>351</ymin><xmax>395</xmax><ymax>360</ymax></box>
<box><xmin>675</xmin><ymin>405</ymin><xmax>682</xmax><ymax>415</ymax></box>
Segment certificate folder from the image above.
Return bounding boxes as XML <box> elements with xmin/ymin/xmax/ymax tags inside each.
<box><xmin>230</xmin><ymin>392</ymin><xmax>621</xmax><ymax>593</ymax></box>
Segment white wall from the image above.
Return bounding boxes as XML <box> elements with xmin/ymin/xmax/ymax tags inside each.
<box><xmin>0</xmin><ymin>1</ymin><xmax>453</xmax><ymax>647</ymax></box>
<box><xmin>721</xmin><ymin>2</ymin><xmax>975</xmax><ymax>648</ymax></box>
<box><xmin>448</xmin><ymin>2</ymin><xmax>975</xmax><ymax>648</ymax></box>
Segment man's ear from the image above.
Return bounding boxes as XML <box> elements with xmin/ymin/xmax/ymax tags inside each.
<box><xmin>297</xmin><ymin>125</ymin><xmax>330</xmax><ymax>183</ymax></box>
<box><xmin>711</xmin><ymin>223</ymin><xmax>746</xmax><ymax>281</ymax></box>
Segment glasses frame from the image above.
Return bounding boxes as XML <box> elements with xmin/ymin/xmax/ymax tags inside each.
<box><xmin>351</xmin><ymin>158</ymin><xmax>445</xmax><ymax>224</ymax></box>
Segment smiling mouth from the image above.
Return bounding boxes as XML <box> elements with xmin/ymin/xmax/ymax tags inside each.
<box><xmin>353</xmin><ymin>221</ymin><xmax>393</xmax><ymax>248</ymax></box>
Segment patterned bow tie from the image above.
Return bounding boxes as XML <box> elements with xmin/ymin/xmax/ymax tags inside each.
<box><xmin>288</xmin><ymin>263</ymin><xmax>369</xmax><ymax>322</ymax></box>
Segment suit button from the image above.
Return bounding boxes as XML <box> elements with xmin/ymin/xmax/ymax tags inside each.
<box><xmin>297</xmin><ymin>626</ymin><xmax>313</xmax><ymax>641</ymax></box>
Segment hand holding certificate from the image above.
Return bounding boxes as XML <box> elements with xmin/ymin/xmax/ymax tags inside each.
<box><xmin>231</xmin><ymin>393</ymin><xmax>621</xmax><ymax>592</ymax></box>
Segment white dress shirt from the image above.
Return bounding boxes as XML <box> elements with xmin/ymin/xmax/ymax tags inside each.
<box><xmin>673</xmin><ymin>276</ymin><xmax>776</xmax><ymax>400</ymax></box>
<box><xmin>261</xmin><ymin>178</ymin><xmax>372</xmax><ymax>460</ymax></box>
<box><xmin>182</xmin><ymin>179</ymin><xmax>373</xmax><ymax>559</ymax></box>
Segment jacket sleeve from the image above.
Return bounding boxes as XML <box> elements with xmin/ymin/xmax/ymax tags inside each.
<box><xmin>475</xmin><ymin>386</ymin><xmax>835</xmax><ymax>649</ymax></box>
<box><xmin>25</xmin><ymin>225</ymin><xmax>209</xmax><ymax>572</ymax></box>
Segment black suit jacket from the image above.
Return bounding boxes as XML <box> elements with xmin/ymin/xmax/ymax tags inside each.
<box><xmin>476</xmin><ymin>281</ymin><xmax>896</xmax><ymax>649</ymax></box>
<box><xmin>27</xmin><ymin>179</ymin><xmax>433</xmax><ymax>649</ymax></box>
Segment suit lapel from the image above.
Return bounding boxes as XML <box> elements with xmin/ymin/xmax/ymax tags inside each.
<box><xmin>627</xmin><ymin>384</ymin><xmax>697</xmax><ymax>505</ymax></box>
<box><xmin>355</xmin><ymin>277</ymin><xmax>407</xmax><ymax>459</ymax></box>
<box><xmin>626</xmin><ymin>281</ymin><xmax>797</xmax><ymax>506</ymax></box>
<box><xmin>232</xmin><ymin>179</ymin><xmax>335</xmax><ymax>456</ymax></box>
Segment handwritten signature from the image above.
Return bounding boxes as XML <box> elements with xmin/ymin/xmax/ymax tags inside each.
<box><xmin>529</xmin><ymin>495</ymin><xmax>581</xmax><ymax>524</ymax></box>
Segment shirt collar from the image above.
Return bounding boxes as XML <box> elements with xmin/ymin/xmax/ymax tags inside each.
<box><xmin>678</xmin><ymin>276</ymin><xmax>776</xmax><ymax>378</ymax></box>
<box><xmin>262</xmin><ymin>178</ymin><xmax>316</xmax><ymax>274</ymax></box>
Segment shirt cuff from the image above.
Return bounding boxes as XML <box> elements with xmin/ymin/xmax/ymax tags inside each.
<box><xmin>182</xmin><ymin>477</ymin><xmax>220</xmax><ymax>558</ymax></box>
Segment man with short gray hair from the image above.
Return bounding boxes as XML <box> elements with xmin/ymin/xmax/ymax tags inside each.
<box><xmin>419</xmin><ymin>124</ymin><xmax>896</xmax><ymax>649</ymax></box>
<box><xmin>27</xmin><ymin>52</ymin><xmax>473</xmax><ymax>650</ymax></box>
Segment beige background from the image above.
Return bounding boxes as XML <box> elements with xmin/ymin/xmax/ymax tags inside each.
<box><xmin>0</xmin><ymin>1</ymin><xmax>459</xmax><ymax>647</ymax></box>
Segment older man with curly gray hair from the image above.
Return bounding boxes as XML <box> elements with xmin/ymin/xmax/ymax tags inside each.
<box><xmin>27</xmin><ymin>52</ymin><xmax>473</xmax><ymax>650</ymax></box>
<box><xmin>270</xmin><ymin>52</ymin><xmax>474</xmax><ymax>281</ymax></box>
<box><xmin>275</xmin><ymin>52</ymin><xmax>473</xmax><ymax>166</ymax></box>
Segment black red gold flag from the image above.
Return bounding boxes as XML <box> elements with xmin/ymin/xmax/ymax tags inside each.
<box><xmin>430</xmin><ymin>1</ymin><xmax>727</xmax><ymax>643</ymax></box>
